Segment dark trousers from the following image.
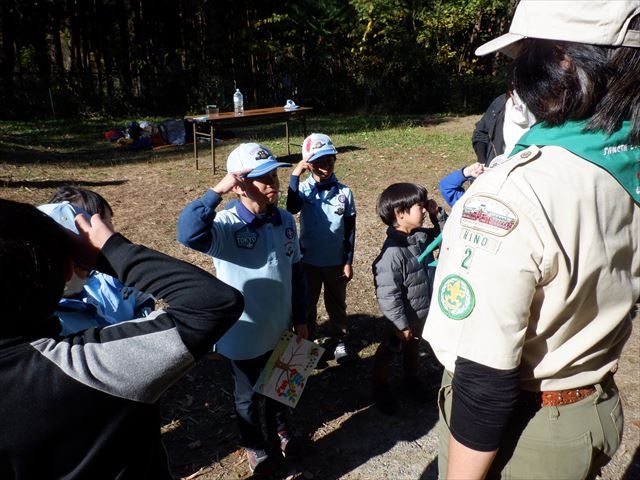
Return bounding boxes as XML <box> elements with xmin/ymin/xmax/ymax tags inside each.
<box><xmin>304</xmin><ymin>263</ymin><xmax>348</xmax><ymax>340</ymax></box>
<box><xmin>373</xmin><ymin>321</ymin><xmax>421</xmax><ymax>386</ymax></box>
<box><xmin>230</xmin><ymin>351</ymin><xmax>288</xmax><ymax>449</ymax></box>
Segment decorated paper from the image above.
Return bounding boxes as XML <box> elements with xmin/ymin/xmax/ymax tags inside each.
<box><xmin>253</xmin><ymin>330</ymin><xmax>324</xmax><ymax>408</ymax></box>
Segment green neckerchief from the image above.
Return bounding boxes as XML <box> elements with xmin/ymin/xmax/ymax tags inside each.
<box><xmin>511</xmin><ymin>120</ymin><xmax>640</xmax><ymax>204</ymax></box>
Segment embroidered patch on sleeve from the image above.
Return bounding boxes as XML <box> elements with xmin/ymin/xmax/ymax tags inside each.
<box><xmin>461</xmin><ymin>196</ymin><xmax>518</xmax><ymax>236</ymax></box>
<box><xmin>437</xmin><ymin>274</ymin><xmax>475</xmax><ymax>320</ymax></box>
<box><xmin>285</xmin><ymin>227</ymin><xmax>295</xmax><ymax>240</ymax></box>
<box><xmin>285</xmin><ymin>240</ymin><xmax>294</xmax><ymax>257</ymax></box>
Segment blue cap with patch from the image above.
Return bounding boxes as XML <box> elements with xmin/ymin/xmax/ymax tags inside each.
<box><xmin>226</xmin><ymin>143</ymin><xmax>291</xmax><ymax>178</ymax></box>
<box><xmin>302</xmin><ymin>133</ymin><xmax>338</xmax><ymax>163</ymax></box>
<box><xmin>37</xmin><ymin>202</ymin><xmax>86</xmax><ymax>234</ymax></box>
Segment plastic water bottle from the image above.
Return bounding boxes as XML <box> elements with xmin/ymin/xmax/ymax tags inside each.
<box><xmin>233</xmin><ymin>89</ymin><xmax>244</xmax><ymax>114</ymax></box>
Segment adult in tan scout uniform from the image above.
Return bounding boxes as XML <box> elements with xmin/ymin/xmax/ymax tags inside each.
<box><xmin>424</xmin><ymin>1</ymin><xmax>640</xmax><ymax>479</ymax></box>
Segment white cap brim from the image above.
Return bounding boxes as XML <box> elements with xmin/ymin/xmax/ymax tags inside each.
<box><xmin>475</xmin><ymin>1</ymin><xmax>640</xmax><ymax>58</ymax></box>
<box><xmin>37</xmin><ymin>202</ymin><xmax>82</xmax><ymax>234</ymax></box>
<box><xmin>475</xmin><ymin>32</ymin><xmax>525</xmax><ymax>57</ymax></box>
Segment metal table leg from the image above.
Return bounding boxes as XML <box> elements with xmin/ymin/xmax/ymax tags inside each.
<box><xmin>286</xmin><ymin>120</ymin><xmax>290</xmax><ymax>156</ymax></box>
<box><xmin>193</xmin><ymin>122</ymin><xmax>199</xmax><ymax>170</ymax></box>
<box><xmin>210</xmin><ymin>123</ymin><xmax>215</xmax><ymax>172</ymax></box>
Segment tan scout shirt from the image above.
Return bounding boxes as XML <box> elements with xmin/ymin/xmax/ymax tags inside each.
<box><xmin>425</xmin><ymin>145</ymin><xmax>640</xmax><ymax>391</ymax></box>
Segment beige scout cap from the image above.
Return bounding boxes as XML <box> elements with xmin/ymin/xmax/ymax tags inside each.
<box><xmin>476</xmin><ymin>0</ymin><xmax>640</xmax><ymax>57</ymax></box>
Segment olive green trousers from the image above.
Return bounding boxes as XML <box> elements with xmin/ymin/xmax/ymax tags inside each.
<box><xmin>437</xmin><ymin>370</ymin><xmax>622</xmax><ymax>480</ymax></box>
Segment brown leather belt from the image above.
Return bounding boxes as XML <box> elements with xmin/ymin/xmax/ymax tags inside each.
<box><xmin>521</xmin><ymin>386</ymin><xmax>597</xmax><ymax>407</ymax></box>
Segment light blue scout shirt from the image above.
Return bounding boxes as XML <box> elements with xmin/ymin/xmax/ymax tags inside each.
<box><xmin>292</xmin><ymin>174</ymin><xmax>356</xmax><ymax>267</ymax></box>
<box><xmin>56</xmin><ymin>273</ymin><xmax>154</xmax><ymax>335</ymax></box>
<box><xmin>177</xmin><ymin>189</ymin><xmax>301</xmax><ymax>360</ymax></box>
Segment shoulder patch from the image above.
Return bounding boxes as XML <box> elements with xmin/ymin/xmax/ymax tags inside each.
<box><xmin>437</xmin><ymin>274</ymin><xmax>475</xmax><ymax>320</ymax></box>
<box><xmin>460</xmin><ymin>195</ymin><xmax>518</xmax><ymax>236</ymax></box>
<box><xmin>285</xmin><ymin>227</ymin><xmax>295</xmax><ymax>240</ymax></box>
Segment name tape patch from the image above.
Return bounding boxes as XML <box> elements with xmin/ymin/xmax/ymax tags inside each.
<box><xmin>460</xmin><ymin>228</ymin><xmax>501</xmax><ymax>254</ymax></box>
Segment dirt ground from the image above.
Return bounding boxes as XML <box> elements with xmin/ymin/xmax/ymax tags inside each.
<box><xmin>1</xmin><ymin>115</ymin><xmax>638</xmax><ymax>479</ymax></box>
<box><xmin>162</xmin><ymin>321</ymin><xmax>638</xmax><ymax>480</ymax></box>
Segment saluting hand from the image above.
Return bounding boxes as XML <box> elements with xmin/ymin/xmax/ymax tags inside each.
<box><xmin>291</xmin><ymin>159</ymin><xmax>311</xmax><ymax>177</ymax></box>
<box><xmin>426</xmin><ymin>199</ymin><xmax>440</xmax><ymax>217</ymax></box>
<box><xmin>463</xmin><ymin>162</ymin><xmax>486</xmax><ymax>178</ymax></box>
<box><xmin>212</xmin><ymin>168</ymin><xmax>253</xmax><ymax>195</ymax></box>
<box><xmin>73</xmin><ymin>213</ymin><xmax>116</xmax><ymax>269</ymax></box>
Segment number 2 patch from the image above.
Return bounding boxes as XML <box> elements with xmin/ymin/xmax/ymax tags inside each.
<box><xmin>437</xmin><ymin>274</ymin><xmax>475</xmax><ymax>320</ymax></box>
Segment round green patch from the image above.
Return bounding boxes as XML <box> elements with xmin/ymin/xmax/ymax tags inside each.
<box><xmin>437</xmin><ymin>274</ymin><xmax>475</xmax><ymax>320</ymax></box>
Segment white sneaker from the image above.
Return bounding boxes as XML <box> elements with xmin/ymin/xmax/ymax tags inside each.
<box><xmin>245</xmin><ymin>446</ymin><xmax>274</xmax><ymax>475</ymax></box>
<box><xmin>334</xmin><ymin>342</ymin><xmax>355</xmax><ymax>365</ymax></box>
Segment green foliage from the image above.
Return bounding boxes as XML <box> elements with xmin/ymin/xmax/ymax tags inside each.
<box><xmin>0</xmin><ymin>0</ymin><xmax>515</xmax><ymax>119</ymax></box>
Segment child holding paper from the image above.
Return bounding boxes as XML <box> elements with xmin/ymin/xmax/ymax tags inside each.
<box><xmin>177</xmin><ymin>143</ymin><xmax>308</xmax><ymax>475</ymax></box>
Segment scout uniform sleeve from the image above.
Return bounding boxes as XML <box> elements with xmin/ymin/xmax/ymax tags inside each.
<box><xmin>342</xmin><ymin>187</ymin><xmax>356</xmax><ymax>264</ymax></box>
<box><xmin>286</xmin><ymin>175</ymin><xmax>303</xmax><ymax>214</ymax></box>
<box><xmin>291</xmin><ymin>261</ymin><xmax>308</xmax><ymax>324</ymax></box>
<box><xmin>34</xmin><ymin>233</ymin><xmax>244</xmax><ymax>403</ymax></box>
<box><xmin>343</xmin><ymin>215</ymin><xmax>356</xmax><ymax>265</ymax></box>
<box><xmin>425</xmin><ymin>152</ymin><xmax>549</xmax><ymax>372</ymax></box>
<box><xmin>438</xmin><ymin>168</ymin><xmax>470</xmax><ymax>208</ymax></box>
<box><xmin>177</xmin><ymin>189</ymin><xmax>222</xmax><ymax>254</ymax></box>
<box><xmin>428</xmin><ymin>145</ymin><xmax>639</xmax><ymax>388</ymax></box>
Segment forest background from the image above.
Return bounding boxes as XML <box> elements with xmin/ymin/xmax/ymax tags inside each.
<box><xmin>0</xmin><ymin>0</ymin><xmax>515</xmax><ymax>119</ymax></box>
<box><xmin>2</xmin><ymin>0</ymin><xmax>639</xmax><ymax>477</ymax></box>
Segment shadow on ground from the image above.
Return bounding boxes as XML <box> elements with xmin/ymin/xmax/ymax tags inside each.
<box><xmin>159</xmin><ymin>314</ymin><xmax>444</xmax><ymax>479</ymax></box>
<box><xmin>1</xmin><ymin>178</ymin><xmax>128</xmax><ymax>189</ymax></box>
<box><xmin>623</xmin><ymin>445</ymin><xmax>640</xmax><ymax>479</ymax></box>
<box><xmin>0</xmin><ymin>113</ymin><xmax>453</xmax><ymax>168</ymax></box>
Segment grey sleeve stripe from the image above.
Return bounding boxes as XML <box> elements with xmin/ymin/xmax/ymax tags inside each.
<box><xmin>32</xmin><ymin>311</ymin><xmax>195</xmax><ymax>403</ymax></box>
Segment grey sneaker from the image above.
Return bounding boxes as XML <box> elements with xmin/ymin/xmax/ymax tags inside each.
<box><xmin>245</xmin><ymin>446</ymin><xmax>275</xmax><ymax>475</ymax></box>
<box><xmin>277</xmin><ymin>430</ymin><xmax>304</xmax><ymax>459</ymax></box>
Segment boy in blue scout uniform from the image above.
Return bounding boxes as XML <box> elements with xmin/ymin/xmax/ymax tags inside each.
<box><xmin>286</xmin><ymin>133</ymin><xmax>357</xmax><ymax>364</ymax></box>
<box><xmin>39</xmin><ymin>187</ymin><xmax>155</xmax><ymax>335</ymax></box>
<box><xmin>177</xmin><ymin>143</ymin><xmax>309</xmax><ymax>475</ymax></box>
<box><xmin>425</xmin><ymin>1</ymin><xmax>640</xmax><ymax>479</ymax></box>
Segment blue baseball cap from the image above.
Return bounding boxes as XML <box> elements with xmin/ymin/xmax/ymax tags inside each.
<box><xmin>226</xmin><ymin>143</ymin><xmax>291</xmax><ymax>178</ymax></box>
<box><xmin>37</xmin><ymin>202</ymin><xmax>86</xmax><ymax>234</ymax></box>
<box><xmin>302</xmin><ymin>133</ymin><xmax>338</xmax><ymax>163</ymax></box>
